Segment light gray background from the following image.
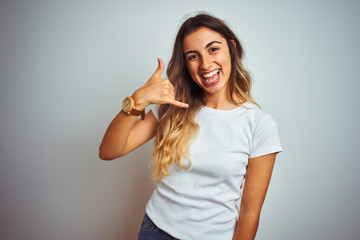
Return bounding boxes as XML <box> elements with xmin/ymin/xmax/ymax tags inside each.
<box><xmin>1</xmin><ymin>0</ymin><xmax>359</xmax><ymax>239</ymax></box>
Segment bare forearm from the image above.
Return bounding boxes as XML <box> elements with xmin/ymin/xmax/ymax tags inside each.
<box><xmin>233</xmin><ymin>214</ymin><xmax>259</xmax><ymax>240</ymax></box>
<box><xmin>99</xmin><ymin>110</ymin><xmax>139</xmax><ymax>160</ymax></box>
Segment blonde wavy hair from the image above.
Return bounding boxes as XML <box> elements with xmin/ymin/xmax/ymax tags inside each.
<box><xmin>152</xmin><ymin>13</ymin><xmax>258</xmax><ymax>182</ymax></box>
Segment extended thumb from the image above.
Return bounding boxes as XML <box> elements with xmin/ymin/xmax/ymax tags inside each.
<box><xmin>155</xmin><ymin>58</ymin><xmax>164</xmax><ymax>76</ymax></box>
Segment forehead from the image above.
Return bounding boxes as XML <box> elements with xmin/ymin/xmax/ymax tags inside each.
<box><xmin>183</xmin><ymin>27</ymin><xmax>226</xmax><ymax>52</ymax></box>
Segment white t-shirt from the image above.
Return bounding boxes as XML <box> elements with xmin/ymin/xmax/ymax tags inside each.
<box><xmin>146</xmin><ymin>102</ymin><xmax>282</xmax><ymax>240</ymax></box>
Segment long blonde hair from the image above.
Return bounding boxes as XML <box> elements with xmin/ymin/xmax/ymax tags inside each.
<box><xmin>152</xmin><ymin>13</ymin><xmax>257</xmax><ymax>182</ymax></box>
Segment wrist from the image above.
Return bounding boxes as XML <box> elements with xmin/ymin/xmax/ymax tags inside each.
<box><xmin>122</xmin><ymin>95</ymin><xmax>146</xmax><ymax>120</ymax></box>
<box><xmin>131</xmin><ymin>91</ymin><xmax>148</xmax><ymax>111</ymax></box>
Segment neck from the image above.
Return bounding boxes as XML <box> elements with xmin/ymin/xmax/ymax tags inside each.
<box><xmin>204</xmin><ymin>93</ymin><xmax>239</xmax><ymax>110</ymax></box>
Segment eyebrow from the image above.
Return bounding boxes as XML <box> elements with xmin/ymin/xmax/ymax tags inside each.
<box><xmin>184</xmin><ymin>41</ymin><xmax>222</xmax><ymax>55</ymax></box>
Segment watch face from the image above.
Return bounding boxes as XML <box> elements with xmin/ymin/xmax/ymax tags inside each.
<box><xmin>122</xmin><ymin>97</ymin><xmax>132</xmax><ymax>112</ymax></box>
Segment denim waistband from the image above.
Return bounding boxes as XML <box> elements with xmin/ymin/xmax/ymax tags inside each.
<box><xmin>138</xmin><ymin>213</ymin><xmax>179</xmax><ymax>240</ymax></box>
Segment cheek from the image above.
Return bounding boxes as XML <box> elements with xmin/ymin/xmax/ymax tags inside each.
<box><xmin>220</xmin><ymin>54</ymin><xmax>232</xmax><ymax>72</ymax></box>
<box><xmin>221</xmin><ymin>51</ymin><xmax>231</xmax><ymax>64</ymax></box>
<box><xmin>187</xmin><ymin>63</ymin><xmax>198</xmax><ymax>77</ymax></box>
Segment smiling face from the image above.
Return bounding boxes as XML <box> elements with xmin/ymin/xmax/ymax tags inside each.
<box><xmin>183</xmin><ymin>27</ymin><xmax>232</xmax><ymax>100</ymax></box>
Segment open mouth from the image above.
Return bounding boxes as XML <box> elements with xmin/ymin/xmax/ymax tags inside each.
<box><xmin>201</xmin><ymin>69</ymin><xmax>220</xmax><ymax>85</ymax></box>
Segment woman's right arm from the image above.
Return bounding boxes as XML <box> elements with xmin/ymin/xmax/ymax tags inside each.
<box><xmin>99</xmin><ymin>58</ymin><xmax>188</xmax><ymax>160</ymax></box>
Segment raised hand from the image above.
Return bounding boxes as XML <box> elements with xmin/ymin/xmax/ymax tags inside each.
<box><xmin>132</xmin><ymin>58</ymin><xmax>189</xmax><ymax>110</ymax></box>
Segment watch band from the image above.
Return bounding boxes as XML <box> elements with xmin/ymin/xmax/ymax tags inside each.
<box><xmin>122</xmin><ymin>96</ymin><xmax>145</xmax><ymax>120</ymax></box>
<box><xmin>128</xmin><ymin>108</ymin><xmax>145</xmax><ymax>120</ymax></box>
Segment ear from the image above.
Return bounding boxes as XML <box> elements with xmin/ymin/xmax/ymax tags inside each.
<box><xmin>231</xmin><ymin>39</ymin><xmax>236</xmax><ymax>48</ymax></box>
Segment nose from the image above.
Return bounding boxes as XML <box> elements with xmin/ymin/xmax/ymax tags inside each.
<box><xmin>200</xmin><ymin>55</ymin><xmax>212</xmax><ymax>71</ymax></box>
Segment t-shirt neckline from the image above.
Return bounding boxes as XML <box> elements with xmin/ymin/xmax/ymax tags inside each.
<box><xmin>201</xmin><ymin>101</ymin><xmax>252</xmax><ymax>115</ymax></box>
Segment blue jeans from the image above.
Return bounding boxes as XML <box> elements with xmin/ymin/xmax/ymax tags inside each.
<box><xmin>138</xmin><ymin>214</ymin><xmax>178</xmax><ymax>240</ymax></box>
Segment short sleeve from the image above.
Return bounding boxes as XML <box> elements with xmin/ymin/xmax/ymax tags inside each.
<box><xmin>150</xmin><ymin>104</ymin><xmax>160</xmax><ymax>120</ymax></box>
<box><xmin>249</xmin><ymin>113</ymin><xmax>282</xmax><ymax>159</ymax></box>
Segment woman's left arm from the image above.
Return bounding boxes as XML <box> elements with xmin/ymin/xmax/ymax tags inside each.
<box><xmin>232</xmin><ymin>153</ymin><xmax>277</xmax><ymax>240</ymax></box>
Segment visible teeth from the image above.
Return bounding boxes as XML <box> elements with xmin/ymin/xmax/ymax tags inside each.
<box><xmin>205</xmin><ymin>78</ymin><xmax>216</xmax><ymax>83</ymax></box>
<box><xmin>203</xmin><ymin>70</ymin><xmax>218</xmax><ymax>78</ymax></box>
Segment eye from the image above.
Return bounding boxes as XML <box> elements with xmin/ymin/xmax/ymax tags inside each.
<box><xmin>210</xmin><ymin>47</ymin><xmax>219</xmax><ymax>52</ymax></box>
<box><xmin>188</xmin><ymin>54</ymin><xmax>198</xmax><ymax>61</ymax></box>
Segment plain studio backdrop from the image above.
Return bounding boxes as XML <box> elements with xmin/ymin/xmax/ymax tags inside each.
<box><xmin>1</xmin><ymin>0</ymin><xmax>359</xmax><ymax>239</ymax></box>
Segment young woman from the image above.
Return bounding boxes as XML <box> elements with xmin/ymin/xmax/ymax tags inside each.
<box><xmin>99</xmin><ymin>13</ymin><xmax>282</xmax><ymax>240</ymax></box>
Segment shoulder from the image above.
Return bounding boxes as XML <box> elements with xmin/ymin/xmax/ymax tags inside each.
<box><xmin>242</xmin><ymin>102</ymin><xmax>275</xmax><ymax>126</ymax></box>
<box><xmin>244</xmin><ymin>103</ymin><xmax>282</xmax><ymax>158</ymax></box>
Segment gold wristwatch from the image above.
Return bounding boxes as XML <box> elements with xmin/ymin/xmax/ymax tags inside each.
<box><xmin>122</xmin><ymin>96</ymin><xmax>145</xmax><ymax>120</ymax></box>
